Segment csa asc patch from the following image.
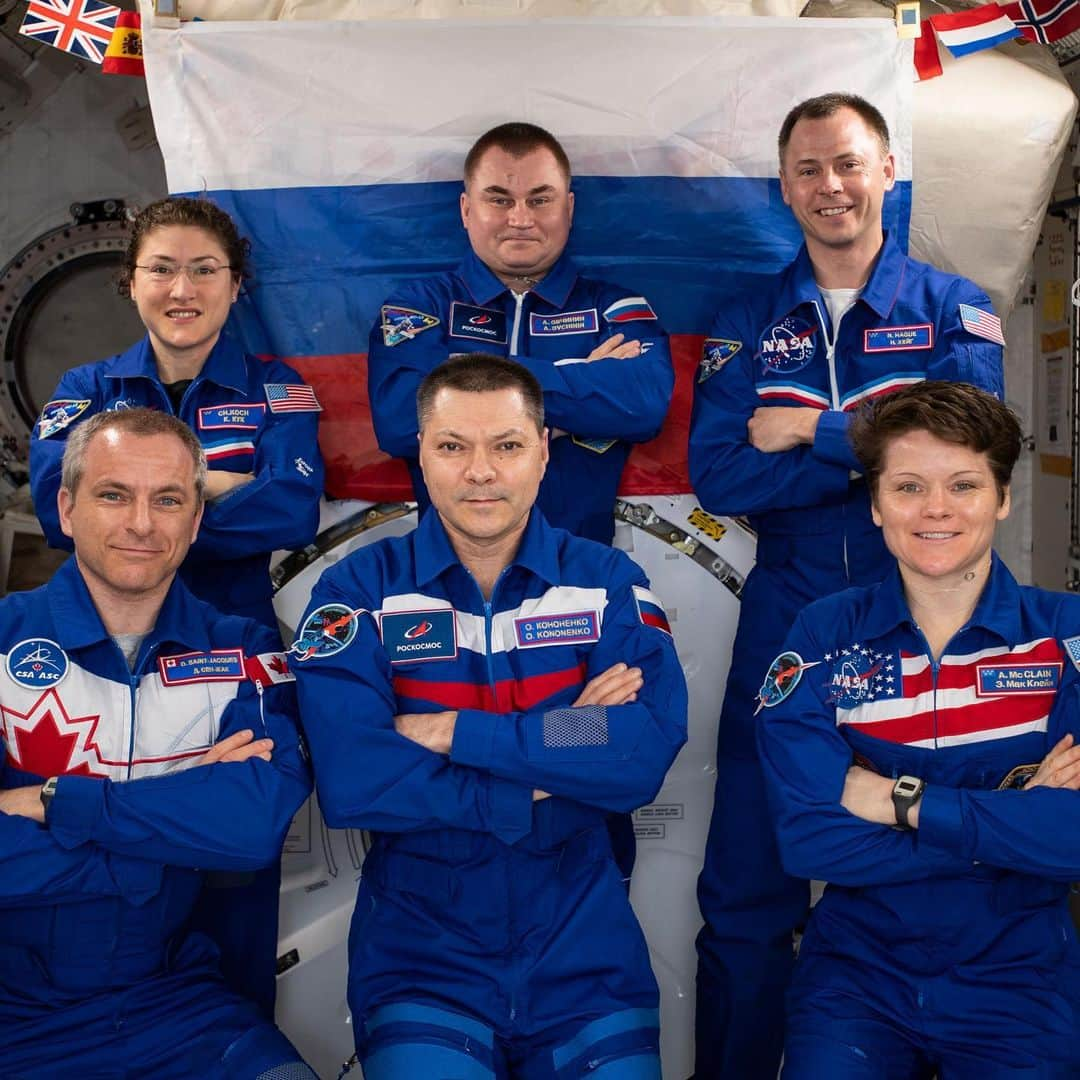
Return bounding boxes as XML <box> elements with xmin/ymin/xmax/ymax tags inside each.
<box><xmin>159</xmin><ymin>649</ymin><xmax>246</xmax><ymax>686</ymax></box>
<box><xmin>449</xmin><ymin>302</ymin><xmax>508</xmax><ymax>345</ymax></box>
<box><xmin>198</xmin><ymin>403</ymin><xmax>266</xmax><ymax>430</ymax></box>
<box><xmin>974</xmin><ymin>661</ymin><xmax>1062</xmax><ymax>696</ymax></box>
<box><xmin>632</xmin><ymin>586</ymin><xmax>672</xmax><ymax>636</ymax></box>
<box><xmin>571</xmin><ymin>436</ymin><xmax>617</xmax><ymax>454</ymax></box>
<box><xmin>863</xmin><ymin>324</ymin><xmax>933</xmax><ymax>353</ymax></box>
<box><xmin>379</xmin><ymin>609</ymin><xmax>458</xmax><ymax>664</ymax></box>
<box><xmin>687</xmin><ymin>506</ymin><xmax>727</xmax><ymax>542</ymax></box>
<box><xmin>757</xmin><ymin>316</ymin><xmax>817</xmax><ymax>375</ymax></box>
<box><xmin>755</xmin><ymin>651</ymin><xmax>818</xmax><ymax>714</ymax></box>
<box><xmin>603</xmin><ymin>296</ymin><xmax>657</xmax><ymax>323</ymax></box>
<box><xmin>38</xmin><ymin>399</ymin><xmax>91</xmax><ymax>439</ymax></box>
<box><xmin>529</xmin><ymin>309</ymin><xmax>599</xmax><ymax>336</ymax></box>
<box><xmin>6</xmin><ymin>638</ymin><xmax>69</xmax><ymax>690</ymax></box>
<box><xmin>381</xmin><ymin>305</ymin><xmax>440</xmax><ymax>347</ymax></box>
<box><xmin>698</xmin><ymin>338</ymin><xmax>741</xmax><ymax>383</ymax></box>
<box><xmin>290</xmin><ymin>604</ymin><xmax>368</xmax><ymax>662</ymax></box>
<box><xmin>514</xmin><ymin>610</ymin><xmax>600</xmax><ymax>648</ymax></box>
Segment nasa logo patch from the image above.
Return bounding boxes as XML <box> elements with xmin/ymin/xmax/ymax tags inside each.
<box><xmin>379</xmin><ymin>609</ymin><xmax>458</xmax><ymax>664</ymax></box>
<box><xmin>6</xmin><ymin>638</ymin><xmax>69</xmax><ymax>690</ymax></box>
<box><xmin>290</xmin><ymin>603</ymin><xmax>368</xmax><ymax>662</ymax></box>
<box><xmin>757</xmin><ymin>317</ymin><xmax>817</xmax><ymax>374</ymax></box>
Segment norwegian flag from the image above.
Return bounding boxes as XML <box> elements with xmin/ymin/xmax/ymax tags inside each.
<box><xmin>1002</xmin><ymin>0</ymin><xmax>1080</xmax><ymax>42</ymax></box>
<box><xmin>19</xmin><ymin>0</ymin><xmax>120</xmax><ymax>65</ymax></box>
<box><xmin>959</xmin><ymin>303</ymin><xmax>1006</xmax><ymax>345</ymax></box>
<box><xmin>264</xmin><ymin>383</ymin><xmax>322</xmax><ymax>414</ymax></box>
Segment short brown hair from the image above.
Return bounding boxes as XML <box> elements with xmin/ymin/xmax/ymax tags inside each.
<box><xmin>118</xmin><ymin>196</ymin><xmax>251</xmax><ymax>296</ymax></box>
<box><xmin>62</xmin><ymin>408</ymin><xmax>207</xmax><ymax>502</ymax></box>
<box><xmin>778</xmin><ymin>93</ymin><xmax>890</xmax><ymax>165</ymax></box>
<box><xmin>849</xmin><ymin>381</ymin><xmax>1020</xmax><ymax>501</ymax></box>
<box><xmin>417</xmin><ymin>354</ymin><xmax>545</xmax><ymax>433</ymax></box>
<box><xmin>464</xmin><ymin>123</ymin><xmax>571</xmax><ymax>187</ymax></box>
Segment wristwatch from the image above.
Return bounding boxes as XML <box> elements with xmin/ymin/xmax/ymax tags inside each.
<box><xmin>891</xmin><ymin>774</ymin><xmax>925</xmax><ymax>830</ymax></box>
<box><xmin>39</xmin><ymin>775</ymin><xmax>59</xmax><ymax>816</ymax></box>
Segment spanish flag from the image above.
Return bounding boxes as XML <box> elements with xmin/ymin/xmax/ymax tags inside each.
<box><xmin>102</xmin><ymin>9</ymin><xmax>142</xmax><ymax>76</ymax></box>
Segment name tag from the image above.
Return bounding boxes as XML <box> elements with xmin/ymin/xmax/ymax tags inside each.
<box><xmin>449</xmin><ymin>303</ymin><xmax>507</xmax><ymax>345</ymax></box>
<box><xmin>863</xmin><ymin>324</ymin><xmax>933</xmax><ymax>352</ymax></box>
<box><xmin>975</xmin><ymin>661</ymin><xmax>1062</xmax><ymax>696</ymax></box>
<box><xmin>159</xmin><ymin>649</ymin><xmax>246</xmax><ymax>686</ymax></box>
<box><xmin>514</xmin><ymin>611</ymin><xmax>600</xmax><ymax>648</ymax></box>
<box><xmin>529</xmin><ymin>309</ymin><xmax>598</xmax><ymax>336</ymax></box>
<box><xmin>380</xmin><ymin>609</ymin><xmax>458</xmax><ymax>664</ymax></box>
<box><xmin>198</xmin><ymin>403</ymin><xmax>266</xmax><ymax>429</ymax></box>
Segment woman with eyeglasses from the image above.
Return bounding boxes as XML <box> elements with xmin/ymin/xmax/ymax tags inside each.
<box><xmin>757</xmin><ymin>381</ymin><xmax>1080</xmax><ymax>1079</ymax></box>
<box><xmin>30</xmin><ymin>196</ymin><xmax>324</xmax><ymax>629</ymax></box>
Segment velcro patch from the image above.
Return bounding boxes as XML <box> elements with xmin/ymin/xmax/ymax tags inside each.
<box><xmin>529</xmin><ymin>309</ymin><xmax>598</xmax><ymax>336</ymax></box>
<box><xmin>449</xmin><ymin>302</ymin><xmax>507</xmax><ymax>345</ymax></box>
<box><xmin>159</xmin><ymin>649</ymin><xmax>246</xmax><ymax>686</ymax></box>
<box><xmin>975</xmin><ymin>662</ymin><xmax>1062</xmax><ymax>696</ymax></box>
<box><xmin>863</xmin><ymin>325</ymin><xmax>933</xmax><ymax>352</ymax></box>
<box><xmin>997</xmin><ymin>762</ymin><xmax>1040</xmax><ymax>790</ymax></box>
<box><xmin>514</xmin><ymin>610</ymin><xmax>600</xmax><ymax>648</ymax></box>
<box><xmin>1062</xmin><ymin>635</ymin><xmax>1080</xmax><ymax>671</ymax></box>
<box><xmin>38</xmin><ymin>399</ymin><xmax>92</xmax><ymax>439</ymax></box>
<box><xmin>198</xmin><ymin>403</ymin><xmax>266</xmax><ymax>430</ymax></box>
<box><xmin>381</xmin><ymin>305</ymin><xmax>440</xmax><ymax>347</ymax></box>
<box><xmin>632</xmin><ymin>586</ymin><xmax>671</xmax><ymax>636</ymax></box>
<box><xmin>571</xmin><ymin>436</ymin><xmax>617</xmax><ymax>454</ymax></box>
<box><xmin>244</xmin><ymin>651</ymin><xmax>295</xmax><ymax>685</ymax></box>
<box><xmin>602</xmin><ymin>296</ymin><xmax>657</xmax><ymax>323</ymax></box>
<box><xmin>380</xmin><ymin>609</ymin><xmax>458</xmax><ymax>664</ymax></box>
<box><xmin>699</xmin><ymin>338</ymin><xmax>741</xmax><ymax>382</ymax></box>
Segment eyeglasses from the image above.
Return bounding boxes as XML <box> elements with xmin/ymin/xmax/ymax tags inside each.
<box><xmin>134</xmin><ymin>263</ymin><xmax>233</xmax><ymax>286</ymax></box>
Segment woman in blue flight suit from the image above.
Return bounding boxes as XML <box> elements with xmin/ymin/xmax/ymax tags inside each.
<box><xmin>758</xmin><ymin>381</ymin><xmax>1080</xmax><ymax>1078</ymax></box>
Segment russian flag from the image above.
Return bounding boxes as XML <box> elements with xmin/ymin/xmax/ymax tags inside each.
<box><xmin>143</xmin><ymin>16</ymin><xmax>912</xmax><ymax>500</ymax></box>
<box><xmin>633</xmin><ymin>586</ymin><xmax>673</xmax><ymax>636</ymax></box>
<box><xmin>929</xmin><ymin>3</ymin><xmax>1024</xmax><ymax>57</ymax></box>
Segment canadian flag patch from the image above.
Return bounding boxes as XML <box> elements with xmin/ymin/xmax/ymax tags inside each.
<box><xmin>244</xmin><ymin>652</ymin><xmax>295</xmax><ymax>685</ymax></box>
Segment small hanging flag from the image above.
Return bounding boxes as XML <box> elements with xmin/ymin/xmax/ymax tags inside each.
<box><xmin>913</xmin><ymin>19</ymin><xmax>945</xmax><ymax>78</ymax></box>
<box><xmin>18</xmin><ymin>0</ymin><xmax>120</xmax><ymax>65</ymax></box>
<box><xmin>1002</xmin><ymin>0</ymin><xmax>1080</xmax><ymax>43</ymax></box>
<box><xmin>102</xmin><ymin>10</ymin><xmax>143</xmax><ymax>76</ymax></box>
<box><xmin>929</xmin><ymin>3</ymin><xmax>1024</xmax><ymax>57</ymax></box>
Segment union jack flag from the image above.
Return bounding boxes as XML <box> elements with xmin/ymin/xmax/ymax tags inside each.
<box><xmin>1002</xmin><ymin>0</ymin><xmax>1080</xmax><ymax>42</ymax></box>
<box><xmin>19</xmin><ymin>0</ymin><xmax>120</xmax><ymax>65</ymax></box>
<box><xmin>264</xmin><ymin>383</ymin><xmax>323</xmax><ymax>413</ymax></box>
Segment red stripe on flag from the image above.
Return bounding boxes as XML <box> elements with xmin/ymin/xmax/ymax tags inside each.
<box><xmin>393</xmin><ymin>662</ymin><xmax>588</xmax><ymax>714</ymax></box>
<box><xmin>914</xmin><ymin>22</ymin><xmax>944</xmax><ymax>79</ymax></box>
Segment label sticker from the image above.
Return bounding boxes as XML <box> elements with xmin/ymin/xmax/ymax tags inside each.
<box><xmin>198</xmin><ymin>403</ymin><xmax>266</xmax><ymax>430</ymax></box>
<box><xmin>975</xmin><ymin>662</ymin><xmax>1062</xmax><ymax>696</ymax></box>
<box><xmin>158</xmin><ymin>649</ymin><xmax>246</xmax><ymax>686</ymax></box>
<box><xmin>514</xmin><ymin>610</ymin><xmax>600</xmax><ymax>648</ymax></box>
<box><xmin>380</xmin><ymin>609</ymin><xmax>458</xmax><ymax>664</ymax></box>
<box><xmin>864</xmin><ymin>324</ymin><xmax>933</xmax><ymax>352</ymax></box>
<box><xmin>529</xmin><ymin>309</ymin><xmax>599</xmax><ymax>336</ymax></box>
<box><xmin>449</xmin><ymin>302</ymin><xmax>507</xmax><ymax>345</ymax></box>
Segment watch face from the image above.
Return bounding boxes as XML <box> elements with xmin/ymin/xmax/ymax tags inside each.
<box><xmin>895</xmin><ymin>776</ymin><xmax>922</xmax><ymax>798</ymax></box>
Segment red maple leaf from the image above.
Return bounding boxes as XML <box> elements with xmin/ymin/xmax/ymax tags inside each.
<box><xmin>2</xmin><ymin>689</ymin><xmax>108</xmax><ymax>777</ymax></box>
<box><xmin>268</xmin><ymin>654</ymin><xmax>289</xmax><ymax>676</ymax></box>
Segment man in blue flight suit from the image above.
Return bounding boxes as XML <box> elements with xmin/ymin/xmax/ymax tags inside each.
<box><xmin>367</xmin><ymin>121</ymin><xmax>674</xmax><ymax>548</ymax></box>
<box><xmin>0</xmin><ymin>408</ymin><xmax>314</xmax><ymax>1079</ymax></box>
<box><xmin>293</xmin><ymin>354</ymin><xmax>687</xmax><ymax>1079</ymax></box>
<box><xmin>688</xmin><ymin>93</ymin><xmax>1006</xmax><ymax>1079</ymax></box>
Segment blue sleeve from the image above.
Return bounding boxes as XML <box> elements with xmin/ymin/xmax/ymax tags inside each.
<box><xmin>757</xmin><ymin>609</ymin><xmax>975</xmax><ymax>886</ymax></box>
<box><xmin>44</xmin><ymin>624</ymin><xmax>312</xmax><ymax>871</ymax></box>
<box><xmin>28</xmin><ymin>364</ymin><xmax>103</xmax><ymax>551</ymax></box>
<box><xmin>450</xmin><ymin>568</ymin><xmax>687</xmax><ymax>812</ymax></box>
<box><xmin>192</xmin><ymin>366</ymin><xmax>324</xmax><ymax>559</ymax></box>
<box><xmin>809</xmin><ymin>278</ymin><xmax>1005</xmax><ymax>473</ymax></box>
<box><xmin>689</xmin><ymin>304</ymin><xmax>852</xmax><ymax>517</ymax></box>
<box><xmin>367</xmin><ymin>285</ymin><xmax>447</xmax><ymax>460</ymax></box>
<box><xmin>916</xmin><ymin>673</ymin><xmax>1080</xmax><ymax>882</ymax></box>
<box><xmin>515</xmin><ymin>304</ymin><xmax>673</xmax><ymax>444</ymax></box>
<box><xmin>293</xmin><ymin>574</ymin><xmax>536</xmax><ymax>844</ymax></box>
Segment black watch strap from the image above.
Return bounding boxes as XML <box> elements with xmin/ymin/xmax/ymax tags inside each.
<box><xmin>40</xmin><ymin>775</ymin><xmax>59</xmax><ymax>815</ymax></box>
<box><xmin>891</xmin><ymin>774</ymin><xmax>925</xmax><ymax>830</ymax></box>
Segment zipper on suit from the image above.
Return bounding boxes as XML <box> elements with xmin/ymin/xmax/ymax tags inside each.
<box><xmin>510</xmin><ymin>292</ymin><xmax>526</xmax><ymax>355</ymax></box>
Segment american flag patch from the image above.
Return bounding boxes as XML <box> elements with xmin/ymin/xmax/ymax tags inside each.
<box><xmin>264</xmin><ymin>383</ymin><xmax>322</xmax><ymax>413</ymax></box>
<box><xmin>959</xmin><ymin>303</ymin><xmax>1005</xmax><ymax>346</ymax></box>
<box><xmin>836</xmin><ymin>637</ymin><xmax>1061</xmax><ymax>748</ymax></box>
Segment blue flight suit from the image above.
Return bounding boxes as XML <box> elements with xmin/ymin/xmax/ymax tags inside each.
<box><xmin>367</xmin><ymin>249</ymin><xmax>673</xmax><ymax>546</ymax></box>
<box><xmin>688</xmin><ymin>233</ymin><xmax>1005</xmax><ymax>1078</ymax></box>
<box><xmin>291</xmin><ymin>508</ymin><xmax>688</xmax><ymax>1078</ymax></box>
<box><xmin>29</xmin><ymin>334</ymin><xmax>324</xmax><ymax>629</ymax></box>
<box><xmin>758</xmin><ymin>556</ymin><xmax>1080</xmax><ymax>1079</ymax></box>
<box><xmin>0</xmin><ymin>559</ymin><xmax>314</xmax><ymax>1079</ymax></box>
